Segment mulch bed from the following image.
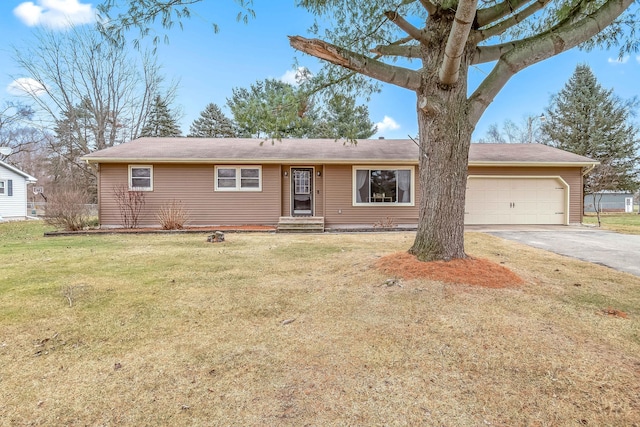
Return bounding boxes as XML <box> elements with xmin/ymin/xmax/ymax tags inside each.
<box><xmin>376</xmin><ymin>252</ymin><xmax>524</xmax><ymax>288</ymax></box>
<box><xmin>44</xmin><ymin>225</ymin><xmax>276</xmax><ymax>236</ymax></box>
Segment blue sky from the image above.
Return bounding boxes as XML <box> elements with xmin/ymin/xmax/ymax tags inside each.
<box><xmin>0</xmin><ymin>0</ymin><xmax>639</xmax><ymax>141</ymax></box>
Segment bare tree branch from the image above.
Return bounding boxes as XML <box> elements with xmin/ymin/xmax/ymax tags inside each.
<box><xmin>476</xmin><ymin>0</ymin><xmax>531</xmax><ymax>27</ymax></box>
<box><xmin>417</xmin><ymin>0</ymin><xmax>438</xmax><ymax>16</ymax></box>
<box><xmin>384</xmin><ymin>10</ymin><xmax>427</xmax><ymax>42</ymax></box>
<box><xmin>471</xmin><ymin>42</ymin><xmax>517</xmax><ymax>64</ymax></box>
<box><xmin>289</xmin><ymin>36</ymin><xmax>421</xmax><ymax>90</ymax></box>
<box><xmin>473</xmin><ymin>0</ymin><xmax>553</xmax><ymax>42</ymax></box>
<box><xmin>371</xmin><ymin>43</ymin><xmax>422</xmax><ymax>58</ymax></box>
<box><xmin>439</xmin><ymin>0</ymin><xmax>479</xmax><ymax>85</ymax></box>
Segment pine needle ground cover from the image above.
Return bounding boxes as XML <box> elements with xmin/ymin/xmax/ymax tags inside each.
<box><xmin>1</xmin><ymin>221</ymin><xmax>638</xmax><ymax>426</ymax></box>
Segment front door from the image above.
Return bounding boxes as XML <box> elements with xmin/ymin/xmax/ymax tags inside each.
<box><xmin>291</xmin><ymin>168</ymin><xmax>313</xmax><ymax>216</ymax></box>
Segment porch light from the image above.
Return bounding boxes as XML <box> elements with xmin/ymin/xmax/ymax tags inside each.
<box><xmin>284</xmin><ymin>171</ymin><xmax>288</xmax><ymax>177</ymax></box>
<box><xmin>317</xmin><ymin>171</ymin><xmax>322</xmax><ymax>177</ymax></box>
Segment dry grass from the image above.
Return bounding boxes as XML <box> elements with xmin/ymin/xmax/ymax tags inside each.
<box><xmin>1</xmin><ymin>222</ymin><xmax>639</xmax><ymax>426</ymax></box>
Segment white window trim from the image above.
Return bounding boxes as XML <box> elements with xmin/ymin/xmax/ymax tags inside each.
<box><xmin>352</xmin><ymin>166</ymin><xmax>415</xmax><ymax>207</ymax></box>
<box><xmin>0</xmin><ymin>180</ymin><xmax>5</xmax><ymax>196</ymax></box>
<box><xmin>215</xmin><ymin>166</ymin><xmax>262</xmax><ymax>192</ymax></box>
<box><xmin>128</xmin><ymin>165</ymin><xmax>153</xmax><ymax>191</ymax></box>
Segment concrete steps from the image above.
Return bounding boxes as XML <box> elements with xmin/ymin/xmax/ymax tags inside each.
<box><xmin>277</xmin><ymin>216</ymin><xmax>325</xmax><ymax>233</ymax></box>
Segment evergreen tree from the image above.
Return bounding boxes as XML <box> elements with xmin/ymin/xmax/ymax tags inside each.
<box><xmin>311</xmin><ymin>94</ymin><xmax>377</xmax><ymax>140</ymax></box>
<box><xmin>541</xmin><ymin>64</ymin><xmax>640</xmax><ymax>194</ymax></box>
<box><xmin>227</xmin><ymin>79</ymin><xmax>316</xmax><ymax>139</ymax></box>
<box><xmin>188</xmin><ymin>103</ymin><xmax>236</xmax><ymax>137</ymax></box>
<box><xmin>140</xmin><ymin>95</ymin><xmax>182</xmax><ymax>137</ymax></box>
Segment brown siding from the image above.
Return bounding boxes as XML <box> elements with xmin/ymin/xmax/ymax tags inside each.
<box><xmin>97</xmin><ymin>163</ymin><xmax>585</xmax><ymax>227</ymax></box>
<box><xmin>323</xmin><ymin>165</ymin><xmax>420</xmax><ymax>228</ymax></box>
<box><xmin>98</xmin><ymin>163</ymin><xmax>281</xmax><ymax>227</ymax></box>
<box><xmin>467</xmin><ymin>166</ymin><xmax>583</xmax><ymax>223</ymax></box>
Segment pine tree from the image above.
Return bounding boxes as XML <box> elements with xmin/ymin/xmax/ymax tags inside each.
<box><xmin>541</xmin><ymin>64</ymin><xmax>640</xmax><ymax>194</ymax></box>
<box><xmin>312</xmin><ymin>94</ymin><xmax>377</xmax><ymax>140</ymax></box>
<box><xmin>227</xmin><ymin>79</ymin><xmax>316</xmax><ymax>139</ymax></box>
<box><xmin>188</xmin><ymin>103</ymin><xmax>236</xmax><ymax>137</ymax></box>
<box><xmin>140</xmin><ymin>95</ymin><xmax>182</xmax><ymax>137</ymax></box>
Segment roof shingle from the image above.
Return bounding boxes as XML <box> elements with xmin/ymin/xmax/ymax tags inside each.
<box><xmin>81</xmin><ymin>137</ymin><xmax>596</xmax><ymax>166</ymax></box>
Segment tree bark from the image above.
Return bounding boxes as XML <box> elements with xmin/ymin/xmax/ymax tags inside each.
<box><xmin>409</xmin><ymin>91</ymin><xmax>472</xmax><ymax>261</ymax></box>
<box><xmin>409</xmin><ymin>21</ymin><xmax>473</xmax><ymax>262</ymax></box>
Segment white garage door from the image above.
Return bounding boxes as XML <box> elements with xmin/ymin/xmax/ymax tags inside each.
<box><xmin>465</xmin><ymin>177</ymin><xmax>567</xmax><ymax>225</ymax></box>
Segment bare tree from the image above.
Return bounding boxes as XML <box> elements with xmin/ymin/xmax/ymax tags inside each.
<box><xmin>587</xmin><ymin>163</ymin><xmax>621</xmax><ymax>227</ymax></box>
<box><xmin>479</xmin><ymin>115</ymin><xmax>546</xmax><ymax>143</ymax></box>
<box><xmin>0</xmin><ymin>102</ymin><xmax>39</xmax><ymax>160</ymax></box>
<box><xmin>12</xmin><ymin>26</ymin><xmax>173</xmax><ymax>193</ymax></box>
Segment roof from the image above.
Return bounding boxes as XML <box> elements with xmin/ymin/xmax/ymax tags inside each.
<box><xmin>81</xmin><ymin>137</ymin><xmax>597</xmax><ymax>167</ymax></box>
<box><xmin>0</xmin><ymin>160</ymin><xmax>37</xmax><ymax>182</ymax></box>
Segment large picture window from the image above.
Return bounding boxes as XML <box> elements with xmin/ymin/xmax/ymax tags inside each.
<box><xmin>215</xmin><ymin>166</ymin><xmax>261</xmax><ymax>191</ymax></box>
<box><xmin>353</xmin><ymin>167</ymin><xmax>413</xmax><ymax>205</ymax></box>
<box><xmin>129</xmin><ymin>165</ymin><xmax>153</xmax><ymax>191</ymax></box>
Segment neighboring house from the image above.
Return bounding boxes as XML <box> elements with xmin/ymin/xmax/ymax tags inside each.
<box><xmin>81</xmin><ymin>138</ymin><xmax>597</xmax><ymax>230</ymax></box>
<box><xmin>584</xmin><ymin>191</ymin><xmax>634</xmax><ymax>213</ymax></box>
<box><xmin>0</xmin><ymin>160</ymin><xmax>37</xmax><ymax>221</ymax></box>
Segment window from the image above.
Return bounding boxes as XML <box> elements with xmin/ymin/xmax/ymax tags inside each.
<box><xmin>293</xmin><ymin>170</ymin><xmax>310</xmax><ymax>194</ymax></box>
<box><xmin>0</xmin><ymin>180</ymin><xmax>5</xmax><ymax>195</ymax></box>
<box><xmin>353</xmin><ymin>167</ymin><xmax>413</xmax><ymax>205</ymax></box>
<box><xmin>129</xmin><ymin>165</ymin><xmax>153</xmax><ymax>191</ymax></box>
<box><xmin>215</xmin><ymin>166</ymin><xmax>261</xmax><ymax>191</ymax></box>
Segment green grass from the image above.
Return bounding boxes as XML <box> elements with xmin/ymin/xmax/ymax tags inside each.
<box><xmin>1</xmin><ymin>221</ymin><xmax>639</xmax><ymax>426</ymax></box>
<box><xmin>583</xmin><ymin>212</ymin><xmax>640</xmax><ymax>234</ymax></box>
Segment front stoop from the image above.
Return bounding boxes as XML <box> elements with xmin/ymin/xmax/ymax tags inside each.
<box><xmin>277</xmin><ymin>216</ymin><xmax>325</xmax><ymax>233</ymax></box>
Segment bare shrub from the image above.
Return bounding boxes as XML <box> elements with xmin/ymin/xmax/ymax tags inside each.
<box><xmin>113</xmin><ymin>184</ymin><xmax>146</xmax><ymax>228</ymax></box>
<box><xmin>373</xmin><ymin>216</ymin><xmax>395</xmax><ymax>229</ymax></box>
<box><xmin>44</xmin><ymin>186</ymin><xmax>92</xmax><ymax>231</ymax></box>
<box><xmin>156</xmin><ymin>200</ymin><xmax>190</xmax><ymax>230</ymax></box>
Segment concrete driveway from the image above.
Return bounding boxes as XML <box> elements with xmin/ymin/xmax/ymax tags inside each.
<box><xmin>466</xmin><ymin>225</ymin><xmax>640</xmax><ymax>277</ymax></box>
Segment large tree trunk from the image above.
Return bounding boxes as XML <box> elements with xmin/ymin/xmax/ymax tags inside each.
<box><xmin>409</xmin><ymin>103</ymin><xmax>472</xmax><ymax>261</ymax></box>
<box><xmin>409</xmin><ymin>33</ymin><xmax>473</xmax><ymax>262</ymax></box>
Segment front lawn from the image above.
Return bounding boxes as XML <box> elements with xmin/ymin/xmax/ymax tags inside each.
<box><xmin>583</xmin><ymin>212</ymin><xmax>640</xmax><ymax>234</ymax></box>
<box><xmin>1</xmin><ymin>221</ymin><xmax>639</xmax><ymax>425</ymax></box>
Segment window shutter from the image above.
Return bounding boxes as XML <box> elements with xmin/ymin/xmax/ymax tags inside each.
<box><xmin>7</xmin><ymin>179</ymin><xmax>12</xmax><ymax>196</ymax></box>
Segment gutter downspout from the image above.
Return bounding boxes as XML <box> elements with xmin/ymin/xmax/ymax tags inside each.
<box><xmin>582</xmin><ymin>163</ymin><xmax>597</xmax><ymax>176</ymax></box>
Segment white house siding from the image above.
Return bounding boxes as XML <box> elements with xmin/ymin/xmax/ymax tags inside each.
<box><xmin>0</xmin><ymin>164</ymin><xmax>31</xmax><ymax>219</ymax></box>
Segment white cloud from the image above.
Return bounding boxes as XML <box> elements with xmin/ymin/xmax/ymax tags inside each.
<box><xmin>280</xmin><ymin>67</ymin><xmax>312</xmax><ymax>85</ymax></box>
<box><xmin>375</xmin><ymin>116</ymin><xmax>400</xmax><ymax>132</ymax></box>
<box><xmin>7</xmin><ymin>78</ymin><xmax>46</xmax><ymax>97</ymax></box>
<box><xmin>14</xmin><ymin>0</ymin><xmax>95</xmax><ymax>29</ymax></box>
<box><xmin>607</xmin><ymin>55</ymin><xmax>629</xmax><ymax>64</ymax></box>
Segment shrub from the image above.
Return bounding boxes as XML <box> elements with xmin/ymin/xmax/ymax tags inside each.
<box><xmin>113</xmin><ymin>184</ymin><xmax>146</xmax><ymax>228</ymax></box>
<box><xmin>156</xmin><ymin>200</ymin><xmax>190</xmax><ymax>230</ymax></box>
<box><xmin>373</xmin><ymin>216</ymin><xmax>395</xmax><ymax>229</ymax></box>
<box><xmin>44</xmin><ymin>187</ymin><xmax>92</xmax><ymax>231</ymax></box>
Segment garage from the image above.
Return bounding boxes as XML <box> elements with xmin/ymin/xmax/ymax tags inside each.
<box><xmin>465</xmin><ymin>176</ymin><xmax>568</xmax><ymax>225</ymax></box>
